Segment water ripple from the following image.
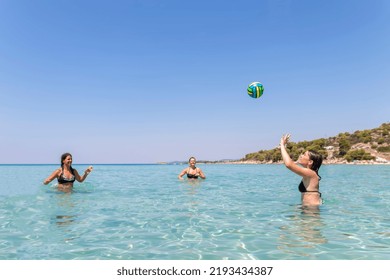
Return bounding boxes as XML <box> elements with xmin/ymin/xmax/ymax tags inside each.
<box><xmin>0</xmin><ymin>164</ymin><xmax>389</xmax><ymax>259</ymax></box>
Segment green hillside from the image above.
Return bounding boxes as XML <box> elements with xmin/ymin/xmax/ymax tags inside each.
<box><xmin>242</xmin><ymin>122</ymin><xmax>390</xmax><ymax>163</ymax></box>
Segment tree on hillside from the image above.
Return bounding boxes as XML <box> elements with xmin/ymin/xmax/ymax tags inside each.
<box><xmin>344</xmin><ymin>149</ymin><xmax>374</xmax><ymax>162</ymax></box>
<box><xmin>338</xmin><ymin>137</ymin><xmax>351</xmax><ymax>156</ymax></box>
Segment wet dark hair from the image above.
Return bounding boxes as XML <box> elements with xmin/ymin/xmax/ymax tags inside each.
<box><xmin>308</xmin><ymin>150</ymin><xmax>323</xmax><ymax>180</ymax></box>
<box><xmin>188</xmin><ymin>157</ymin><xmax>196</xmax><ymax>162</ymax></box>
<box><xmin>60</xmin><ymin>153</ymin><xmax>74</xmax><ymax>173</ymax></box>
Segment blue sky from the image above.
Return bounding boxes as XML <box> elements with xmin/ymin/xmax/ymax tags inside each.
<box><xmin>1</xmin><ymin>0</ymin><xmax>389</xmax><ymax>164</ymax></box>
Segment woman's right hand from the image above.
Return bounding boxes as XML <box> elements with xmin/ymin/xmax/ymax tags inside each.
<box><xmin>43</xmin><ymin>168</ymin><xmax>61</xmax><ymax>185</ymax></box>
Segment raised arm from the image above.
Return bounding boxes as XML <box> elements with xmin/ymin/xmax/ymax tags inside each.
<box><xmin>280</xmin><ymin>134</ymin><xmax>313</xmax><ymax>178</ymax></box>
<box><xmin>74</xmin><ymin>166</ymin><xmax>93</xmax><ymax>182</ymax></box>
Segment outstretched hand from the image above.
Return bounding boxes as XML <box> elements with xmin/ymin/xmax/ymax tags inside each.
<box><xmin>85</xmin><ymin>166</ymin><xmax>93</xmax><ymax>174</ymax></box>
<box><xmin>280</xmin><ymin>134</ymin><xmax>291</xmax><ymax>147</ymax></box>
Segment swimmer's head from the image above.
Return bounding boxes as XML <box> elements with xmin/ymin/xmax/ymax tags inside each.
<box><xmin>308</xmin><ymin>150</ymin><xmax>323</xmax><ymax>173</ymax></box>
<box><xmin>188</xmin><ymin>157</ymin><xmax>196</xmax><ymax>166</ymax></box>
<box><xmin>61</xmin><ymin>153</ymin><xmax>73</xmax><ymax>167</ymax></box>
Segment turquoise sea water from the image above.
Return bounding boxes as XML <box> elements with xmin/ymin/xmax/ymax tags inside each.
<box><xmin>0</xmin><ymin>164</ymin><xmax>389</xmax><ymax>260</ymax></box>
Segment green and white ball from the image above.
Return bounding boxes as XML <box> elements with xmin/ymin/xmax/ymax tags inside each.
<box><xmin>247</xmin><ymin>82</ymin><xmax>264</xmax><ymax>98</ymax></box>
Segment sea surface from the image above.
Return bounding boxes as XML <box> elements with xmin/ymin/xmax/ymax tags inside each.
<box><xmin>0</xmin><ymin>164</ymin><xmax>389</xmax><ymax>260</ymax></box>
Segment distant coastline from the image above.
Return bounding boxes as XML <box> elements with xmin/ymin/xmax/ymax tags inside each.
<box><xmin>234</xmin><ymin>122</ymin><xmax>390</xmax><ymax>165</ymax></box>
<box><xmin>0</xmin><ymin>161</ymin><xmax>389</xmax><ymax>166</ymax></box>
<box><xmin>199</xmin><ymin>159</ymin><xmax>390</xmax><ymax>165</ymax></box>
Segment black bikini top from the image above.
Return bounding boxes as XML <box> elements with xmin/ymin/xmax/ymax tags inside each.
<box><xmin>298</xmin><ymin>181</ymin><xmax>321</xmax><ymax>197</ymax></box>
<box><xmin>58</xmin><ymin>168</ymin><xmax>75</xmax><ymax>184</ymax></box>
<box><xmin>298</xmin><ymin>181</ymin><xmax>307</xmax><ymax>192</ymax></box>
<box><xmin>187</xmin><ymin>168</ymin><xmax>199</xmax><ymax>179</ymax></box>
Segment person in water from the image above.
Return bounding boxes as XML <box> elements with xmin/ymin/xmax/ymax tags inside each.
<box><xmin>43</xmin><ymin>153</ymin><xmax>93</xmax><ymax>191</ymax></box>
<box><xmin>178</xmin><ymin>157</ymin><xmax>206</xmax><ymax>180</ymax></box>
<box><xmin>280</xmin><ymin>134</ymin><xmax>323</xmax><ymax>205</ymax></box>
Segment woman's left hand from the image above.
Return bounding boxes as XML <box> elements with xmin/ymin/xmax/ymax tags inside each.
<box><xmin>280</xmin><ymin>134</ymin><xmax>291</xmax><ymax>146</ymax></box>
<box><xmin>85</xmin><ymin>166</ymin><xmax>93</xmax><ymax>174</ymax></box>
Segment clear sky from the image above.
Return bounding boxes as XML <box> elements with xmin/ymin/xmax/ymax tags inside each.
<box><xmin>1</xmin><ymin>0</ymin><xmax>389</xmax><ymax>164</ymax></box>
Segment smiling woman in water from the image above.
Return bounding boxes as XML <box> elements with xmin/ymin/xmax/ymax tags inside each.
<box><xmin>43</xmin><ymin>152</ymin><xmax>93</xmax><ymax>192</ymax></box>
<box><xmin>178</xmin><ymin>156</ymin><xmax>206</xmax><ymax>180</ymax></box>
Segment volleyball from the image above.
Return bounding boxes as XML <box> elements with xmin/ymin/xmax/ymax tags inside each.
<box><xmin>247</xmin><ymin>82</ymin><xmax>264</xmax><ymax>98</ymax></box>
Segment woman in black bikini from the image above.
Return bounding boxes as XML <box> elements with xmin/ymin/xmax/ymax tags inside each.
<box><xmin>178</xmin><ymin>157</ymin><xmax>206</xmax><ymax>180</ymax></box>
<box><xmin>280</xmin><ymin>134</ymin><xmax>323</xmax><ymax>205</ymax></box>
<box><xmin>44</xmin><ymin>153</ymin><xmax>93</xmax><ymax>192</ymax></box>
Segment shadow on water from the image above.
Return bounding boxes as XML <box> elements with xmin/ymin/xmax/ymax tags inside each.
<box><xmin>177</xmin><ymin>179</ymin><xmax>203</xmax><ymax>218</ymax></box>
<box><xmin>43</xmin><ymin>184</ymin><xmax>85</xmax><ymax>242</ymax></box>
<box><xmin>50</xmin><ymin>191</ymin><xmax>78</xmax><ymax>230</ymax></box>
<box><xmin>53</xmin><ymin>215</ymin><xmax>76</xmax><ymax>227</ymax></box>
<box><xmin>181</xmin><ymin>179</ymin><xmax>202</xmax><ymax>195</ymax></box>
<box><xmin>278</xmin><ymin>205</ymin><xmax>327</xmax><ymax>258</ymax></box>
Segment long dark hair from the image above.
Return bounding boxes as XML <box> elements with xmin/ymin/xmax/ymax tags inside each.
<box><xmin>308</xmin><ymin>150</ymin><xmax>323</xmax><ymax>180</ymax></box>
<box><xmin>60</xmin><ymin>153</ymin><xmax>74</xmax><ymax>174</ymax></box>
